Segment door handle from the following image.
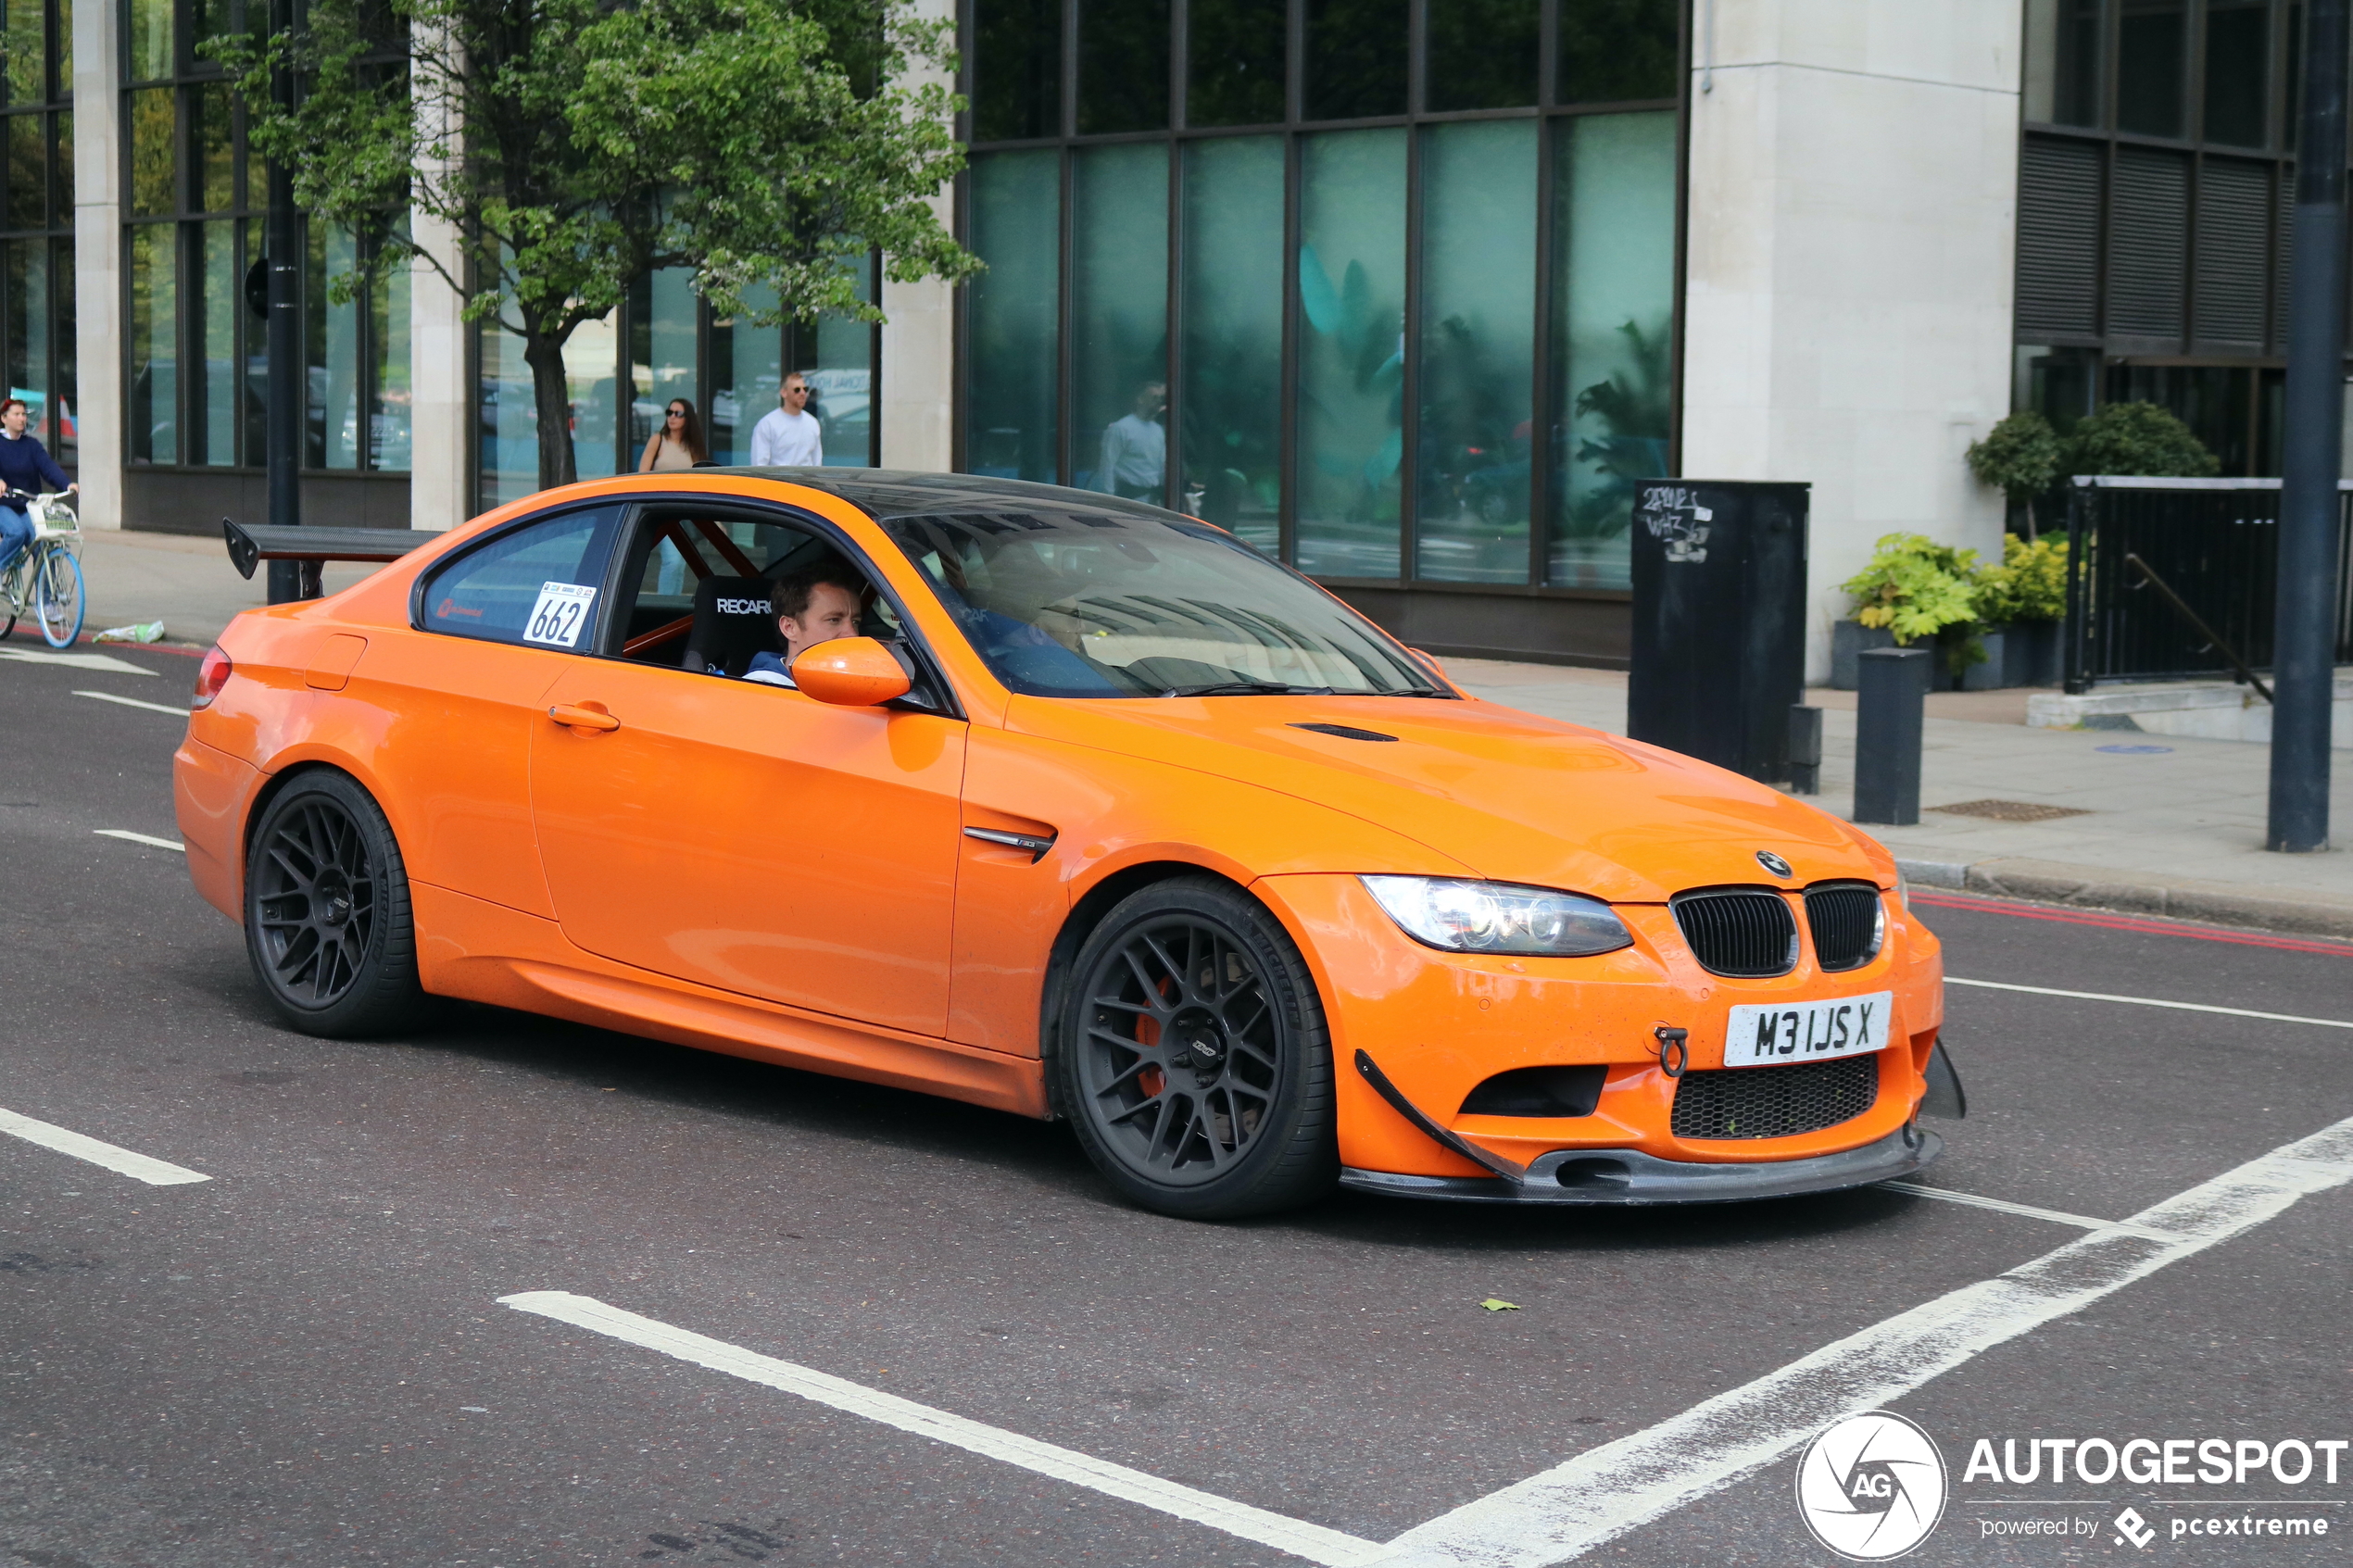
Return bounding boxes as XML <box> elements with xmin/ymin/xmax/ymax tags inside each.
<box><xmin>548</xmin><ymin>703</ymin><xmax>621</xmax><ymax>733</ymax></box>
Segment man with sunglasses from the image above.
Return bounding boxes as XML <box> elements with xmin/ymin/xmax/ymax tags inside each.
<box><xmin>749</xmin><ymin>371</ymin><xmax>824</xmax><ymax>468</ymax></box>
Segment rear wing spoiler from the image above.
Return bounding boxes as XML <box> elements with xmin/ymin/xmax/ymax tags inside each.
<box><xmin>222</xmin><ymin>517</ymin><xmax>442</xmax><ymax>595</ymax></box>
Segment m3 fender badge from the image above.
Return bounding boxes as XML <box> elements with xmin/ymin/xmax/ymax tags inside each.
<box><xmin>1756</xmin><ymin>850</ymin><xmax>1794</xmax><ymax>878</ymax></box>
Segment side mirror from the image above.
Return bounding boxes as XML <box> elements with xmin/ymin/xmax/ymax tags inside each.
<box><xmin>791</xmin><ymin>636</ymin><xmax>913</xmax><ymax>708</ymax></box>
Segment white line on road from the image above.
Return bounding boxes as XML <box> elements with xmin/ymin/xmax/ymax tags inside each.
<box><xmin>1366</xmin><ymin>1114</ymin><xmax>2353</xmax><ymax>1567</ymax></box>
<box><xmin>0</xmin><ymin>1105</ymin><xmax>211</xmax><ymax>1185</ymax></box>
<box><xmin>0</xmin><ymin>648</ymin><xmax>157</xmax><ymax>675</ymax></box>
<box><xmin>497</xmin><ymin>1290</ymin><xmax>1388</xmax><ymax>1568</ymax></box>
<box><xmin>93</xmin><ymin>829</ymin><xmax>184</xmax><ymax>852</ymax></box>
<box><xmin>1876</xmin><ymin>1180</ymin><xmax>2173</xmax><ymax>1239</ymax></box>
<box><xmin>1948</xmin><ymin>975</ymin><xmax>2353</xmax><ymax>1030</ymax></box>
<box><xmin>504</xmin><ymin>1117</ymin><xmax>2353</xmax><ymax>1567</ymax></box>
<box><xmin>73</xmin><ymin>688</ymin><xmax>189</xmax><ymax>717</ymax></box>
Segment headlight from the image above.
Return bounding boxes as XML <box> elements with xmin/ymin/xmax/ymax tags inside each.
<box><xmin>1894</xmin><ymin>871</ymin><xmax>1910</xmax><ymax>911</ymax></box>
<box><xmin>1360</xmin><ymin>875</ymin><xmax>1633</xmax><ymax>957</ymax></box>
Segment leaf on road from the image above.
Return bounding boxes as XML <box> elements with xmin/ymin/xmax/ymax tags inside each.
<box><xmin>1479</xmin><ymin>1298</ymin><xmax>1519</xmax><ymax>1312</ymax></box>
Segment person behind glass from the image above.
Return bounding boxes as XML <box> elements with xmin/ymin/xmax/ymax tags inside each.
<box><xmin>743</xmin><ymin>559</ymin><xmax>865</xmax><ymax>687</ymax></box>
<box><xmin>1097</xmin><ymin>381</ymin><xmax>1165</xmax><ymax>501</ymax></box>
<box><xmin>0</xmin><ymin>396</ymin><xmax>74</xmax><ymax>580</ymax></box>
<box><xmin>748</xmin><ymin>371</ymin><xmax>824</xmax><ymax>467</ymax></box>
<box><xmin>638</xmin><ymin>397</ymin><xmax>708</xmax><ymax>472</ymax></box>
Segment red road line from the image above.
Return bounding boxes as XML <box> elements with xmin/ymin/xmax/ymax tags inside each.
<box><xmin>1912</xmin><ymin>888</ymin><xmax>2353</xmax><ymax>958</ymax></box>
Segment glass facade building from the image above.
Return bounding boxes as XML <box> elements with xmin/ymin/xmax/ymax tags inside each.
<box><xmin>121</xmin><ymin>0</ymin><xmax>409</xmax><ymax>476</ymax></box>
<box><xmin>958</xmin><ymin>0</ymin><xmax>1682</xmax><ymax>614</ymax></box>
<box><xmin>476</xmin><ymin>262</ymin><xmax>884</xmax><ymax>508</ymax></box>
<box><xmin>6</xmin><ymin>0</ymin><xmax>72</xmax><ymax>465</ymax></box>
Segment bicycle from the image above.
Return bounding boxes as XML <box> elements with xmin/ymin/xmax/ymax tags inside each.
<box><xmin>0</xmin><ymin>490</ymin><xmax>83</xmax><ymax>648</ymax></box>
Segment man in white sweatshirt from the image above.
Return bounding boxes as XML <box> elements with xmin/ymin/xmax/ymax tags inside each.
<box><xmin>749</xmin><ymin>372</ymin><xmax>824</xmax><ymax>467</ymax></box>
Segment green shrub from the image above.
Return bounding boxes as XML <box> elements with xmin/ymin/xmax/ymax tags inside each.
<box><xmin>1966</xmin><ymin>410</ymin><xmax>2063</xmax><ymax>536</ymax></box>
<box><xmin>1975</xmin><ymin>533</ymin><xmax>2069</xmax><ymax>625</ymax></box>
<box><xmin>1843</xmin><ymin>533</ymin><xmax>1984</xmax><ymax>646</ymax></box>
<box><xmin>2062</xmin><ymin>401</ymin><xmax>2221</xmax><ymax>479</ymax></box>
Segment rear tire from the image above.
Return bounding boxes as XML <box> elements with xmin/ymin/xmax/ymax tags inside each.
<box><xmin>1056</xmin><ymin>876</ymin><xmax>1337</xmax><ymax>1219</ymax></box>
<box><xmin>244</xmin><ymin>771</ymin><xmax>430</xmax><ymax>1038</ymax></box>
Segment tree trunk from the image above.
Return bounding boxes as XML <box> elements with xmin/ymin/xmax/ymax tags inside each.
<box><xmin>522</xmin><ymin>330</ymin><xmax>578</xmax><ymax>492</ymax></box>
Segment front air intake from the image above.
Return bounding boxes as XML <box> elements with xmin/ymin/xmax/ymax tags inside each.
<box><xmin>1669</xmin><ymin>1055</ymin><xmax>1881</xmax><ymax>1140</ymax></box>
<box><xmin>1670</xmin><ymin>888</ymin><xmax>1798</xmax><ymax>977</ymax></box>
<box><xmin>1805</xmin><ymin>884</ymin><xmax>1884</xmax><ymax>972</ymax></box>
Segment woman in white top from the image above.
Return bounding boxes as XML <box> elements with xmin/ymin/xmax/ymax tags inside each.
<box><xmin>639</xmin><ymin>398</ymin><xmax>709</xmax><ymax>471</ymax></box>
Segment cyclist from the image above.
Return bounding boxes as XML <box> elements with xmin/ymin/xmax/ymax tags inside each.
<box><xmin>0</xmin><ymin>396</ymin><xmax>72</xmax><ymax>578</ymax></box>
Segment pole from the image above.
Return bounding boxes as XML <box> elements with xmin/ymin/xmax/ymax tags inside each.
<box><xmin>263</xmin><ymin>0</ymin><xmax>303</xmax><ymax>605</ymax></box>
<box><xmin>1852</xmin><ymin>648</ymin><xmax>1928</xmax><ymax>827</ymax></box>
<box><xmin>2269</xmin><ymin>0</ymin><xmax>2348</xmax><ymax>853</ymax></box>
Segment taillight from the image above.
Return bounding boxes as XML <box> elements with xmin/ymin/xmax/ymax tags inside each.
<box><xmin>192</xmin><ymin>646</ymin><xmax>233</xmax><ymax>709</ymax></box>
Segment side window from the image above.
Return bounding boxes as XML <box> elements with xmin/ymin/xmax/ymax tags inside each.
<box><xmin>419</xmin><ymin>507</ymin><xmax>623</xmax><ymax>648</ymax></box>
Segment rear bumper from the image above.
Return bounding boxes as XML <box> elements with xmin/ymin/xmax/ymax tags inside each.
<box><xmin>1338</xmin><ymin>1123</ymin><xmax>1941</xmax><ymax>1206</ymax></box>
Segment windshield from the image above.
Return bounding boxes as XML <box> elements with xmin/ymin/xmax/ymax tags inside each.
<box><xmin>879</xmin><ymin>509</ymin><xmax>1447</xmax><ymax>699</ymax></box>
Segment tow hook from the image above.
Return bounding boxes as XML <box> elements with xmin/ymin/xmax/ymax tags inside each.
<box><xmin>1654</xmin><ymin>1025</ymin><xmax>1689</xmax><ymax>1079</ymax></box>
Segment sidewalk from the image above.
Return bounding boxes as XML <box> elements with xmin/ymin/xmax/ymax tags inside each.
<box><xmin>63</xmin><ymin>528</ymin><xmax>377</xmax><ymax>647</ymax></box>
<box><xmin>1447</xmin><ymin>657</ymin><xmax>2353</xmax><ymax>938</ymax></box>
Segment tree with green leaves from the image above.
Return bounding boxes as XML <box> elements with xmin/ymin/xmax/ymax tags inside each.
<box><xmin>1964</xmin><ymin>408</ymin><xmax>2062</xmax><ymax>540</ymax></box>
<box><xmin>212</xmin><ymin>0</ymin><xmax>976</xmax><ymax>490</ymax></box>
<box><xmin>2059</xmin><ymin>400</ymin><xmax>2221</xmax><ymax>481</ymax></box>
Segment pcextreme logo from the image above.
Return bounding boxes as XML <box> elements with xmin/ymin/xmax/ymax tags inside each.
<box><xmin>1795</xmin><ymin>1411</ymin><xmax>1951</xmax><ymax>1561</ymax></box>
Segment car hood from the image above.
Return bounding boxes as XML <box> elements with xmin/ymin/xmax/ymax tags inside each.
<box><xmin>1005</xmin><ymin>694</ymin><xmax>1889</xmax><ymax>904</ymax></box>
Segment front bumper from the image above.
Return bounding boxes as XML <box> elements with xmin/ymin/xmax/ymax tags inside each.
<box><xmin>1338</xmin><ymin>1123</ymin><xmax>1942</xmax><ymax>1206</ymax></box>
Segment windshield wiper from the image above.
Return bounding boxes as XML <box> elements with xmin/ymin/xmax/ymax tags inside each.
<box><xmin>1386</xmin><ymin>685</ymin><xmax>1458</xmax><ymax>697</ymax></box>
<box><xmin>1156</xmin><ymin>681</ymin><xmax>1337</xmax><ymax>697</ymax></box>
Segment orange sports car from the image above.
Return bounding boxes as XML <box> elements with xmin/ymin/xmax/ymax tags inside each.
<box><xmin>174</xmin><ymin>471</ymin><xmax>1957</xmax><ymax>1219</ymax></box>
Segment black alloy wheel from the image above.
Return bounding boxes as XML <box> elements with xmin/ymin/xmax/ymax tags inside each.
<box><xmin>1058</xmin><ymin>877</ymin><xmax>1336</xmax><ymax>1219</ymax></box>
<box><xmin>244</xmin><ymin>771</ymin><xmax>428</xmax><ymax>1037</ymax></box>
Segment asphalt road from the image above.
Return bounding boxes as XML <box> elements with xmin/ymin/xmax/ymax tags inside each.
<box><xmin>4</xmin><ymin>638</ymin><xmax>2349</xmax><ymax>1568</ymax></box>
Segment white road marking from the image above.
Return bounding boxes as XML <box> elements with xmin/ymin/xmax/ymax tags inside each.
<box><xmin>0</xmin><ymin>1105</ymin><xmax>211</xmax><ymax>1185</ymax></box>
<box><xmin>502</xmin><ymin>1121</ymin><xmax>2353</xmax><ymax>1568</ymax></box>
<box><xmin>0</xmin><ymin>648</ymin><xmax>157</xmax><ymax>675</ymax></box>
<box><xmin>74</xmin><ymin>688</ymin><xmax>189</xmax><ymax>717</ymax></box>
<box><xmin>498</xmin><ymin>1290</ymin><xmax>1388</xmax><ymax>1568</ymax></box>
<box><xmin>1948</xmin><ymin>975</ymin><xmax>2353</xmax><ymax>1030</ymax></box>
<box><xmin>93</xmin><ymin>829</ymin><xmax>184</xmax><ymax>852</ymax></box>
<box><xmin>1366</xmin><ymin>1114</ymin><xmax>2353</xmax><ymax>1567</ymax></box>
<box><xmin>1876</xmin><ymin>1180</ymin><xmax>2174</xmax><ymax>1239</ymax></box>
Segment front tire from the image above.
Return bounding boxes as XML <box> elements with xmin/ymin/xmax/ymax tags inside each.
<box><xmin>34</xmin><ymin>547</ymin><xmax>82</xmax><ymax>647</ymax></box>
<box><xmin>244</xmin><ymin>771</ymin><xmax>429</xmax><ymax>1038</ymax></box>
<box><xmin>1056</xmin><ymin>877</ymin><xmax>1337</xmax><ymax>1219</ymax></box>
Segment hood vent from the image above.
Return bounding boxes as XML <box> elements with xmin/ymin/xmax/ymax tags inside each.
<box><xmin>1290</xmin><ymin>722</ymin><xmax>1398</xmax><ymax>743</ymax></box>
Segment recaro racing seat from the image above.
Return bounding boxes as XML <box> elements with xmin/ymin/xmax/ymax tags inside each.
<box><xmin>681</xmin><ymin>576</ymin><xmax>784</xmax><ymax>678</ymax></box>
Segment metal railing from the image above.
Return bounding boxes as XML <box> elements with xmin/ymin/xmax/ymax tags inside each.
<box><xmin>2061</xmin><ymin>477</ymin><xmax>2353</xmax><ymax>693</ymax></box>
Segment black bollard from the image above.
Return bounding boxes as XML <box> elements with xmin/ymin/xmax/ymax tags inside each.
<box><xmin>1787</xmin><ymin>705</ymin><xmax>1822</xmax><ymax>795</ymax></box>
<box><xmin>1854</xmin><ymin>647</ymin><xmax>1929</xmax><ymax>825</ymax></box>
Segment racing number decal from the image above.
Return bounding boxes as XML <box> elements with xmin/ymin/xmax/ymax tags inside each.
<box><xmin>523</xmin><ymin>582</ymin><xmax>598</xmax><ymax>648</ymax></box>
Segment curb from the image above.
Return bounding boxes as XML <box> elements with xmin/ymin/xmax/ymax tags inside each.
<box><xmin>1893</xmin><ymin>853</ymin><xmax>2353</xmax><ymax>940</ymax></box>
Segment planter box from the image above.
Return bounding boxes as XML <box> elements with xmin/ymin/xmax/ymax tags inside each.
<box><xmin>1830</xmin><ymin>620</ymin><xmax>1895</xmax><ymax>690</ymax></box>
<box><xmin>1961</xmin><ymin>633</ymin><xmax>2006</xmax><ymax>691</ymax></box>
<box><xmin>2000</xmin><ymin>619</ymin><xmax>2061</xmax><ymax>687</ymax></box>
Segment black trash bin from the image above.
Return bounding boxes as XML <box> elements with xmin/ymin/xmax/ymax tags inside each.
<box><xmin>1626</xmin><ymin>480</ymin><xmax>1811</xmax><ymax>785</ymax></box>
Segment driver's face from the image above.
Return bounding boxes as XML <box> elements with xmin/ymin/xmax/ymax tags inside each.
<box><xmin>779</xmin><ymin>582</ymin><xmax>862</xmax><ymax>660</ymax></box>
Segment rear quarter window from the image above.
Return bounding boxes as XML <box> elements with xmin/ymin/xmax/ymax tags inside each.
<box><xmin>420</xmin><ymin>508</ymin><xmax>623</xmax><ymax>647</ymax></box>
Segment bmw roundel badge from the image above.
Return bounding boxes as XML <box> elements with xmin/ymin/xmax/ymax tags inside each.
<box><xmin>1755</xmin><ymin>850</ymin><xmax>1793</xmax><ymax>878</ymax></box>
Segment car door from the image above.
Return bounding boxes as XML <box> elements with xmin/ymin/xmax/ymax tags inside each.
<box><xmin>365</xmin><ymin>503</ymin><xmax>627</xmax><ymax>918</ymax></box>
<box><xmin>526</xmin><ymin>515</ymin><xmax>968</xmax><ymax>1037</ymax></box>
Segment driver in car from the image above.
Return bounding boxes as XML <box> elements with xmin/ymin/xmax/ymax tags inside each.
<box><xmin>744</xmin><ymin>560</ymin><xmax>865</xmax><ymax>688</ymax></box>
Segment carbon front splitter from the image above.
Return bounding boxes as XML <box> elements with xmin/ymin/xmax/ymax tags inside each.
<box><xmin>1339</xmin><ymin>1124</ymin><xmax>1942</xmax><ymax>1206</ymax></box>
<box><xmin>1345</xmin><ymin>1047</ymin><xmax>1941</xmax><ymax>1206</ymax></box>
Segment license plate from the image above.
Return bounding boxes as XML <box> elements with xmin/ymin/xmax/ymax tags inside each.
<box><xmin>1721</xmin><ymin>992</ymin><xmax>1894</xmax><ymax>1068</ymax></box>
